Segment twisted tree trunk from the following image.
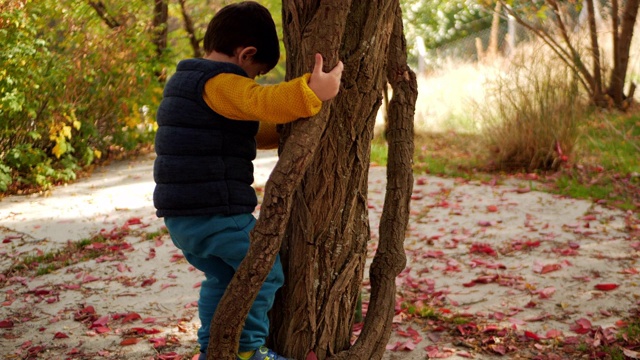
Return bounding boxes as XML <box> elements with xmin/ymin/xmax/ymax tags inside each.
<box><xmin>271</xmin><ymin>1</ymin><xmax>416</xmax><ymax>359</ymax></box>
<box><xmin>208</xmin><ymin>2</ymin><xmax>416</xmax><ymax>359</ymax></box>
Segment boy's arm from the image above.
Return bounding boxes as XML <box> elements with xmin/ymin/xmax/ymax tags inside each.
<box><xmin>255</xmin><ymin>122</ymin><xmax>279</xmax><ymax>149</ymax></box>
<box><xmin>204</xmin><ymin>54</ymin><xmax>343</xmax><ymax>149</ymax></box>
<box><xmin>203</xmin><ymin>73</ymin><xmax>322</xmax><ymax>124</ymax></box>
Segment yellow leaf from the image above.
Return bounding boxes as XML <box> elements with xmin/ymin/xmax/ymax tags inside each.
<box><xmin>52</xmin><ymin>137</ymin><xmax>66</xmax><ymax>158</ymax></box>
<box><xmin>94</xmin><ymin>149</ymin><xmax>102</xmax><ymax>159</ymax></box>
<box><xmin>73</xmin><ymin>120</ymin><xmax>81</xmax><ymax>130</ymax></box>
<box><xmin>62</xmin><ymin>125</ymin><xmax>72</xmax><ymax>139</ymax></box>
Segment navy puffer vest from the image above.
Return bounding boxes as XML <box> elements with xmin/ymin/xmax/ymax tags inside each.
<box><xmin>153</xmin><ymin>59</ymin><xmax>259</xmax><ymax>217</ymax></box>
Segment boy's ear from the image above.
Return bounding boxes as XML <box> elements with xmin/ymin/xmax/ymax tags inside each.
<box><xmin>237</xmin><ymin>46</ymin><xmax>258</xmax><ymax>62</ymax></box>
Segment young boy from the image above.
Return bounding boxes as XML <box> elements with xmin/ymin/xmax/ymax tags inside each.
<box><xmin>153</xmin><ymin>2</ymin><xmax>343</xmax><ymax>360</ymax></box>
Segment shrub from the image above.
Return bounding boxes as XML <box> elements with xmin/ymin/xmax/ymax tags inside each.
<box><xmin>476</xmin><ymin>44</ymin><xmax>589</xmax><ymax>171</ymax></box>
<box><xmin>0</xmin><ymin>0</ymin><xmax>163</xmax><ymax>192</ymax></box>
<box><xmin>0</xmin><ymin>162</ymin><xmax>11</xmax><ymax>192</ymax></box>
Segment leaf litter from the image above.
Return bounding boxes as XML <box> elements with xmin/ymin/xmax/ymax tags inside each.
<box><xmin>0</xmin><ymin>161</ymin><xmax>638</xmax><ymax>359</ymax></box>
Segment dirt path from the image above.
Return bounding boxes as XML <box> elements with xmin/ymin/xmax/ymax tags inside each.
<box><xmin>1</xmin><ymin>152</ymin><xmax>638</xmax><ymax>359</ymax></box>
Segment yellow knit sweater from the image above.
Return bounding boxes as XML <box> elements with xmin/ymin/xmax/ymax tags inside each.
<box><xmin>203</xmin><ymin>73</ymin><xmax>322</xmax><ymax>149</ymax></box>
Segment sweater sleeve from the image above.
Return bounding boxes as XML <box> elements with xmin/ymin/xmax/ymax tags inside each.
<box><xmin>203</xmin><ymin>73</ymin><xmax>322</xmax><ymax>124</ymax></box>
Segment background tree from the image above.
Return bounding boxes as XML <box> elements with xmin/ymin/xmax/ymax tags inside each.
<box><xmin>0</xmin><ymin>0</ymin><xmax>161</xmax><ymax>191</ymax></box>
<box><xmin>208</xmin><ymin>1</ymin><xmax>417</xmax><ymax>359</ymax></box>
<box><xmin>402</xmin><ymin>0</ymin><xmax>493</xmax><ymax>67</ymax></box>
<box><xmin>493</xmin><ymin>0</ymin><xmax>639</xmax><ymax>110</ymax></box>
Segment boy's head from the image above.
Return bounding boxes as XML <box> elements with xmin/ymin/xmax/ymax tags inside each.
<box><xmin>203</xmin><ymin>1</ymin><xmax>280</xmax><ymax>71</ymax></box>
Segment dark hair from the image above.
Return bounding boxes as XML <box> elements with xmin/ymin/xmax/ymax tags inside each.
<box><xmin>203</xmin><ymin>1</ymin><xmax>280</xmax><ymax>70</ymax></box>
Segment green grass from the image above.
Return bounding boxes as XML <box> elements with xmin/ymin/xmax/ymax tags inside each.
<box><xmin>401</xmin><ymin>302</ymin><xmax>441</xmax><ymax>320</ymax></box>
<box><xmin>372</xmin><ymin>108</ymin><xmax>640</xmax><ymax>213</ymax></box>
<box><xmin>618</xmin><ymin>316</ymin><xmax>640</xmax><ymax>340</ymax></box>
<box><xmin>549</xmin><ymin>111</ymin><xmax>640</xmax><ymax>211</ymax></box>
<box><xmin>578</xmin><ymin>112</ymin><xmax>640</xmax><ymax>174</ymax></box>
<box><xmin>370</xmin><ymin>138</ymin><xmax>388</xmax><ymax>166</ymax></box>
<box><xmin>372</xmin><ymin>132</ymin><xmax>482</xmax><ymax>179</ymax></box>
<box><xmin>2</xmin><ymin>231</ymin><xmax>129</xmax><ymax>280</ymax></box>
<box><xmin>145</xmin><ymin>227</ymin><xmax>169</xmax><ymax>240</ymax></box>
<box><xmin>36</xmin><ymin>264</ymin><xmax>57</xmax><ymax>276</ymax></box>
<box><xmin>554</xmin><ymin>175</ymin><xmax>614</xmax><ymax>200</ymax></box>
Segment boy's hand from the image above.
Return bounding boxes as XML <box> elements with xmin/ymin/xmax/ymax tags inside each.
<box><xmin>308</xmin><ymin>53</ymin><xmax>343</xmax><ymax>101</ymax></box>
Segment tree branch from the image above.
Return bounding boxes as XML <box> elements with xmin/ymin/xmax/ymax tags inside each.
<box><xmin>330</xmin><ymin>1</ymin><xmax>416</xmax><ymax>358</ymax></box>
<box><xmin>178</xmin><ymin>0</ymin><xmax>202</xmax><ymax>58</ymax></box>
<box><xmin>87</xmin><ymin>1</ymin><xmax>120</xmax><ymax>29</ymax></box>
<box><xmin>585</xmin><ymin>0</ymin><xmax>604</xmax><ymax>101</ymax></box>
<box><xmin>498</xmin><ymin>1</ymin><xmax>593</xmax><ymax>99</ymax></box>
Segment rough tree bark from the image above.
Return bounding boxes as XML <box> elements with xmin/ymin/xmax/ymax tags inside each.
<box><xmin>271</xmin><ymin>1</ymin><xmax>416</xmax><ymax>359</ymax></box>
<box><xmin>207</xmin><ymin>2</ymin><xmax>352</xmax><ymax>359</ymax></box>
<box><xmin>326</xmin><ymin>3</ymin><xmax>417</xmax><ymax>359</ymax></box>
<box><xmin>207</xmin><ymin>1</ymin><xmax>416</xmax><ymax>359</ymax></box>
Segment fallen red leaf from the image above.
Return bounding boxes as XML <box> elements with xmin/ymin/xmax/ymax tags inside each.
<box><xmin>594</xmin><ymin>283</ymin><xmax>619</xmax><ymax>291</ymax></box>
<box><xmin>149</xmin><ymin>337</ymin><xmax>167</xmax><ymax>348</ymax></box>
<box><xmin>125</xmin><ymin>217</ymin><xmax>142</xmax><ymax>226</ymax></box>
<box><xmin>90</xmin><ymin>315</ymin><xmax>109</xmax><ymax>328</ymax></box>
<box><xmin>130</xmin><ymin>327</ymin><xmax>161</xmax><ymax>335</ymax></box>
<box><xmin>539</xmin><ymin>263</ymin><xmax>562</xmax><ymax>274</ymax></box>
<box><xmin>120</xmin><ymin>338</ymin><xmax>141</xmax><ymax>346</ymax></box>
<box><xmin>570</xmin><ymin>318</ymin><xmax>592</xmax><ymax>334</ymax></box>
<box><xmin>93</xmin><ymin>326</ymin><xmax>110</xmax><ymax>334</ymax></box>
<box><xmin>489</xmin><ymin>344</ymin><xmax>507</xmax><ymax>355</ymax></box>
<box><xmin>53</xmin><ymin>332</ymin><xmax>69</xmax><ymax>339</ymax></box>
<box><xmin>620</xmin><ymin>268</ymin><xmax>639</xmax><ymax>274</ymax></box>
<box><xmin>141</xmin><ymin>277</ymin><xmax>157</xmax><ymax>287</ymax></box>
<box><xmin>545</xmin><ymin>329</ymin><xmax>563</xmax><ymax>338</ymax></box>
<box><xmin>470</xmin><ymin>243</ymin><xmax>497</xmax><ymax>256</ymax></box>
<box><xmin>537</xmin><ymin>287</ymin><xmax>556</xmax><ymax>299</ymax></box>
<box><xmin>524</xmin><ymin>331</ymin><xmax>541</xmax><ymax>341</ymax></box>
<box><xmin>82</xmin><ymin>275</ymin><xmax>100</xmax><ymax>283</ymax></box>
<box><xmin>121</xmin><ymin>312</ymin><xmax>141</xmax><ymax>324</ymax></box>
<box><xmin>0</xmin><ymin>320</ymin><xmax>13</xmax><ymax>329</ymax></box>
<box><xmin>622</xmin><ymin>348</ymin><xmax>640</xmax><ymax>358</ymax></box>
<box><xmin>157</xmin><ymin>352</ymin><xmax>181</xmax><ymax>360</ymax></box>
<box><xmin>424</xmin><ymin>345</ymin><xmax>455</xmax><ymax>358</ymax></box>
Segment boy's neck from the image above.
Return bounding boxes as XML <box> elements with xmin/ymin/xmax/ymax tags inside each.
<box><xmin>204</xmin><ymin>51</ymin><xmax>237</xmax><ymax>65</ymax></box>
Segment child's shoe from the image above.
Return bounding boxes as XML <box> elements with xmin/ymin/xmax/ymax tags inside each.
<box><xmin>238</xmin><ymin>346</ymin><xmax>292</xmax><ymax>360</ymax></box>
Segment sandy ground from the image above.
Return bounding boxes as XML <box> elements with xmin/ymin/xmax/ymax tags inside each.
<box><xmin>0</xmin><ymin>151</ymin><xmax>638</xmax><ymax>360</ymax></box>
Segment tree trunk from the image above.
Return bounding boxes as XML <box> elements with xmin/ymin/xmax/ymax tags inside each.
<box><xmin>270</xmin><ymin>1</ymin><xmax>414</xmax><ymax>359</ymax></box>
<box><xmin>608</xmin><ymin>0</ymin><xmax>640</xmax><ymax>106</ymax></box>
<box><xmin>152</xmin><ymin>0</ymin><xmax>168</xmax><ymax>58</ymax></box>
<box><xmin>586</xmin><ymin>0</ymin><xmax>605</xmax><ymax>106</ymax></box>
<box><xmin>152</xmin><ymin>0</ymin><xmax>168</xmax><ymax>82</ymax></box>
<box><xmin>329</xmin><ymin>3</ymin><xmax>417</xmax><ymax>359</ymax></box>
<box><xmin>207</xmin><ymin>1</ymin><xmax>353</xmax><ymax>359</ymax></box>
<box><xmin>208</xmin><ymin>1</ymin><xmax>416</xmax><ymax>359</ymax></box>
<box><xmin>178</xmin><ymin>0</ymin><xmax>203</xmax><ymax>58</ymax></box>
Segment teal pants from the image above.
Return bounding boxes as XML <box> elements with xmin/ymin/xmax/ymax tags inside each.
<box><xmin>164</xmin><ymin>214</ymin><xmax>284</xmax><ymax>354</ymax></box>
